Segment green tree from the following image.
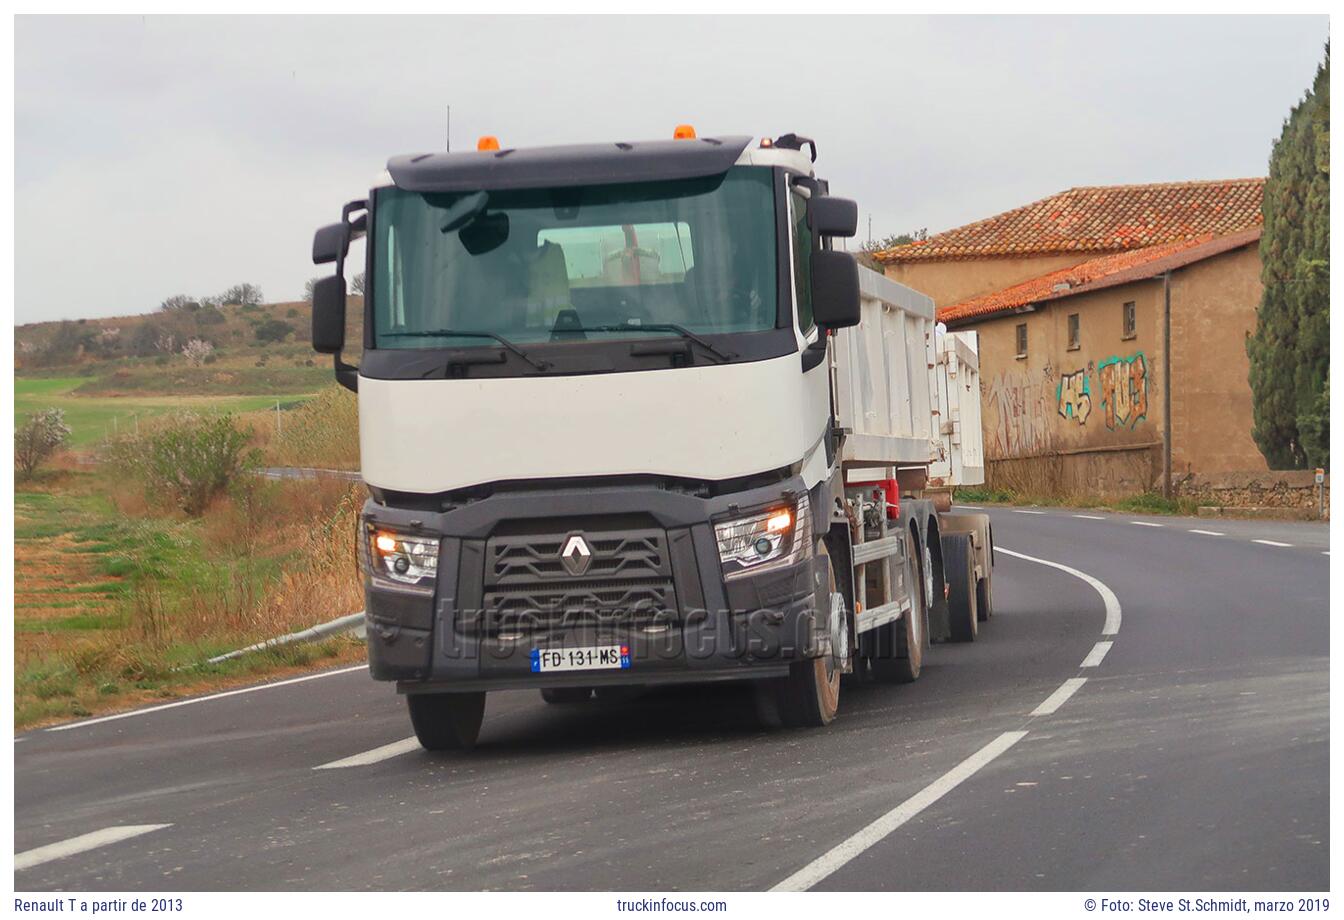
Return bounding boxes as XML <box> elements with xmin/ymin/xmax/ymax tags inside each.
<box><xmin>1248</xmin><ymin>46</ymin><xmax>1330</xmax><ymax>469</ymax></box>
<box><xmin>856</xmin><ymin>229</ymin><xmax>928</xmax><ymax>272</ymax></box>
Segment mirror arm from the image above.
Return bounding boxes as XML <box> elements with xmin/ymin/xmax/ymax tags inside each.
<box><xmin>801</xmin><ymin>336</ymin><xmax>828</xmax><ymax>372</ymax></box>
<box><xmin>334</xmin><ymin>353</ymin><xmax>359</xmax><ymax>392</ymax></box>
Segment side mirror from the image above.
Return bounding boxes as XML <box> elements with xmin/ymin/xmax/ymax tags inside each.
<box><xmin>811</xmin><ymin>250</ymin><xmax>860</xmax><ymax>329</ymax></box>
<box><xmin>808</xmin><ymin>196</ymin><xmax>858</xmax><ymax>238</ymax></box>
<box><xmin>311</xmin><ymin>275</ymin><xmax>347</xmax><ymax>354</ymax></box>
<box><xmin>312</xmin><ymin>222</ymin><xmax>349</xmax><ymax>265</ymax></box>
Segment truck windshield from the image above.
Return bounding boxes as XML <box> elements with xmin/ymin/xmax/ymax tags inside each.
<box><xmin>370</xmin><ymin>167</ymin><xmax>778</xmax><ymax>349</ymax></box>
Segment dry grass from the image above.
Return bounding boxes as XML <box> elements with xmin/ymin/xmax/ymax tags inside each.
<box><xmin>16</xmin><ymin>463</ymin><xmax>368</xmax><ymax>729</ymax></box>
<box><xmin>263</xmin><ymin>385</ymin><xmax>360</xmax><ymax>470</ymax></box>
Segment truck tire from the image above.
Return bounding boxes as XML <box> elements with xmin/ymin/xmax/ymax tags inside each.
<box><xmin>540</xmin><ymin>687</ymin><xmax>592</xmax><ymax>704</ymax></box>
<box><xmin>871</xmin><ymin>529</ymin><xmax>925</xmax><ymax>684</ymax></box>
<box><xmin>407</xmin><ymin>692</ymin><xmax>486</xmax><ymax>751</ymax></box>
<box><xmin>757</xmin><ymin>543</ymin><xmax>844</xmax><ymax>728</ymax></box>
<box><xmin>941</xmin><ymin>532</ymin><xmax>978</xmax><ymax>642</ymax></box>
<box><xmin>976</xmin><ymin>571</ymin><xmax>994</xmax><ymax>622</ymax></box>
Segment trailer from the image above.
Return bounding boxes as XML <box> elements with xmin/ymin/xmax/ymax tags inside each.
<box><xmin>308</xmin><ymin>127</ymin><xmax>993</xmax><ymax>749</ymax></box>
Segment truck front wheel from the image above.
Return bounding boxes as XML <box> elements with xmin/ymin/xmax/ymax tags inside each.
<box><xmin>407</xmin><ymin>692</ymin><xmax>486</xmax><ymax>751</ymax></box>
<box><xmin>760</xmin><ymin>543</ymin><xmax>844</xmax><ymax>728</ymax></box>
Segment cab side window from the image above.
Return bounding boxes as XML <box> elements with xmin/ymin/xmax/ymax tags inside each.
<box><xmin>791</xmin><ymin>190</ymin><xmax>814</xmax><ymax>333</ymax></box>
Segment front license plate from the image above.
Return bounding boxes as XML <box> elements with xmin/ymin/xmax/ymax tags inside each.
<box><xmin>530</xmin><ymin>645</ymin><xmax>631</xmax><ymax>673</ymax></box>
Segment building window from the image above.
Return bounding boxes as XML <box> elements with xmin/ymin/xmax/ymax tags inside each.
<box><xmin>1067</xmin><ymin>313</ymin><xmax>1080</xmax><ymax>350</ymax></box>
<box><xmin>1122</xmin><ymin>301</ymin><xmax>1136</xmax><ymax>339</ymax></box>
<box><xmin>1015</xmin><ymin>322</ymin><xmax>1028</xmax><ymax>358</ymax></box>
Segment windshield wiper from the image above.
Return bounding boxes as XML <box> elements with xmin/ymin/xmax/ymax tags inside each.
<box><xmin>560</xmin><ymin>323</ymin><xmax>737</xmax><ymax>363</ymax></box>
<box><xmin>381</xmin><ymin>330</ymin><xmax>551</xmax><ymax>372</ymax></box>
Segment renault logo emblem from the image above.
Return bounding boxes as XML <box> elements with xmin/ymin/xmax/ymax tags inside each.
<box><xmin>560</xmin><ymin>534</ymin><xmax>592</xmax><ymax>576</ymax></box>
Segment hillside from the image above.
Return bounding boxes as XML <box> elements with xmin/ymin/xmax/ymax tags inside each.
<box><xmin>14</xmin><ymin>296</ymin><xmax>364</xmax><ymax>398</ymax></box>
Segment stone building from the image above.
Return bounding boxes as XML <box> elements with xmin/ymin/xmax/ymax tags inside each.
<box><xmin>874</xmin><ymin>180</ymin><xmax>1268</xmax><ymax>496</ymax></box>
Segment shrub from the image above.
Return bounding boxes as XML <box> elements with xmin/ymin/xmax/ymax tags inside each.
<box><xmin>15</xmin><ymin>408</ymin><xmax>72</xmax><ymax>478</ymax></box>
<box><xmin>108</xmin><ymin>413</ymin><xmax>260</xmax><ymax>516</ymax></box>
<box><xmin>254</xmin><ymin>319</ymin><xmax>294</xmax><ymax>343</ymax></box>
<box><xmin>181</xmin><ymin>338</ymin><xmax>215</xmax><ymax>367</ymax></box>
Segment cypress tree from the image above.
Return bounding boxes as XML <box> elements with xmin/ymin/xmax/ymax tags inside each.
<box><xmin>1248</xmin><ymin>46</ymin><xmax>1330</xmax><ymax>469</ymax></box>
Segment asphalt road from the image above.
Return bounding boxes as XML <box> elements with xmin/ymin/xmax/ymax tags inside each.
<box><xmin>15</xmin><ymin>506</ymin><xmax>1329</xmax><ymax>891</ymax></box>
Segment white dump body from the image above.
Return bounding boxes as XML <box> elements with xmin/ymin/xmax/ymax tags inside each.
<box><xmin>833</xmin><ymin>266</ymin><xmax>985</xmax><ymax>487</ymax></box>
<box><xmin>929</xmin><ymin>328</ymin><xmax>985</xmax><ymax>487</ymax></box>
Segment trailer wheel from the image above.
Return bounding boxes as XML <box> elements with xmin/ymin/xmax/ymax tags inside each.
<box><xmin>941</xmin><ymin>532</ymin><xmax>978</xmax><ymax>642</ymax></box>
<box><xmin>976</xmin><ymin>571</ymin><xmax>994</xmax><ymax>622</ymax></box>
<box><xmin>407</xmin><ymin>692</ymin><xmax>486</xmax><ymax>751</ymax></box>
<box><xmin>540</xmin><ymin>687</ymin><xmax>592</xmax><ymax>704</ymax></box>
<box><xmin>758</xmin><ymin>543</ymin><xmax>843</xmax><ymax>728</ymax></box>
<box><xmin>871</xmin><ymin>529</ymin><xmax>925</xmax><ymax>684</ymax></box>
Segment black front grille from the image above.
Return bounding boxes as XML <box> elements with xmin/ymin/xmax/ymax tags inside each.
<box><xmin>469</xmin><ymin>527</ymin><xmax>678</xmax><ymax>636</ymax></box>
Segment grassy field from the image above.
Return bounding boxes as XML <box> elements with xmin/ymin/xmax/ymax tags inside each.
<box><xmin>14</xmin><ymin>470</ymin><xmax>365</xmax><ymax>729</ymax></box>
<box><xmin>15</xmin><ymin>376</ymin><xmax>310</xmax><ymax>447</ymax></box>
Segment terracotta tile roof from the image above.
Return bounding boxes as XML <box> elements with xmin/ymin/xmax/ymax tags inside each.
<box><xmin>938</xmin><ymin>227</ymin><xmax>1262</xmax><ymax>326</ymax></box>
<box><xmin>876</xmin><ymin>178</ymin><xmax>1264</xmax><ymax>263</ymax></box>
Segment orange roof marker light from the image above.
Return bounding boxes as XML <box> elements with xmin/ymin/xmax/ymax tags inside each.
<box><xmin>477</xmin><ymin>135</ymin><xmax>501</xmax><ymax>151</ymax></box>
<box><xmin>672</xmin><ymin>124</ymin><xmax>697</xmax><ymax>140</ymax></box>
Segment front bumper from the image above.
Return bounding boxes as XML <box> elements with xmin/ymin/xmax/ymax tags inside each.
<box><xmin>359</xmin><ymin>476</ymin><xmax>831</xmax><ymax>692</ymax></box>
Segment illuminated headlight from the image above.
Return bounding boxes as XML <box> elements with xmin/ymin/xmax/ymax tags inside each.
<box><xmin>361</xmin><ymin>523</ymin><xmax>439</xmax><ymax>591</ymax></box>
<box><xmin>714</xmin><ymin>493</ymin><xmax>811</xmax><ymax>580</ymax></box>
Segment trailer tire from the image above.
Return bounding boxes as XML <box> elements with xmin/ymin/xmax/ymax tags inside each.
<box><xmin>976</xmin><ymin>571</ymin><xmax>993</xmax><ymax>622</ymax></box>
<box><xmin>941</xmin><ymin>532</ymin><xmax>978</xmax><ymax>642</ymax></box>
<box><xmin>540</xmin><ymin>687</ymin><xmax>592</xmax><ymax>704</ymax></box>
<box><xmin>407</xmin><ymin>692</ymin><xmax>486</xmax><ymax>751</ymax></box>
<box><xmin>757</xmin><ymin>544</ymin><xmax>843</xmax><ymax>728</ymax></box>
<box><xmin>871</xmin><ymin>529</ymin><xmax>925</xmax><ymax>684</ymax></box>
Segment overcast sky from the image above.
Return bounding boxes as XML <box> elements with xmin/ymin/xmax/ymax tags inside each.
<box><xmin>14</xmin><ymin>14</ymin><xmax>1330</xmax><ymax>324</ymax></box>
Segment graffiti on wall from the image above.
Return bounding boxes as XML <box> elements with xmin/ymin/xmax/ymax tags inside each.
<box><xmin>1056</xmin><ymin>366</ymin><xmax>1093</xmax><ymax>425</ymax></box>
<box><xmin>1097</xmin><ymin>353</ymin><xmax>1149</xmax><ymax>430</ymax></box>
<box><xmin>985</xmin><ymin>372</ymin><xmax>1051</xmax><ymax>458</ymax></box>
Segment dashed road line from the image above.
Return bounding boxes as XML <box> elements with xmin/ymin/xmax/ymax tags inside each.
<box><xmin>314</xmin><ymin>736</ymin><xmax>421</xmax><ymax>770</ymax></box>
<box><xmin>1130</xmin><ymin>520</ymin><xmax>1163</xmax><ymax>527</ymax></box>
<box><xmin>1073</xmin><ymin>514</ymin><xmax>1106</xmax><ymax>520</ymax></box>
<box><xmin>1189</xmin><ymin>529</ymin><xmax>1225</xmax><ymax>536</ymax></box>
<box><xmin>45</xmin><ymin>665</ymin><xmax>368</xmax><ymax>733</ymax></box>
<box><xmin>16</xmin><ymin>824</ymin><xmax>172</xmax><ymax>871</ymax></box>
<box><xmin>1080</xmin><ymin>641</ymin><xmax>1113</xmax><ymax>668</ymax></box>
<box><xmin>997</xmin><ymin>546</ymin><xmax>1122</xmax><ymax>636</ymax></box>
<box><xmin>1030</xmin><ymin>678</ymin><xmax>1089</xmax><ymax>717</ymax></box>
<box><xmin>1324</xmin><ymin>551</ymin><xmax>1331</xmax><ymax>556</ymax></box>
<box><xmin>1253</xmin><ymin>539</ymin><xmax>1293</xmax><ymax>548</ymax></box>
<box><xmin>771</xmin><ymin>730</ymin><xmax>1029</xmax><ymax>891</ymax></box>
<box><xmin>1012</xmin><ymin>509</ymin><xmax>1047</xmax><ymax>515</ymax></box>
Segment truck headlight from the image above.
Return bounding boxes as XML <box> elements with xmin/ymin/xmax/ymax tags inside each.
<box><xmin>361</xmin><ymin>523</ymin><xmax>439</xmax><ymax>591</ymax></box>
<box><xmin>714</xmin><ymin>493</ymin><xmax>811</xmax><ymax>580</ymax></box>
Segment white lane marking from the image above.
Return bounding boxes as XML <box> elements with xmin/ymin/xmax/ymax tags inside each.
<box><xmin>1324</xmin><ymin>551</ymin><xmax>1331</xmax><ymax>556</ymax></box>
<box><xmin>1253</xmin><ymin>539</ymin><xmax>1293</xmax><ymax>547</ymax></box>
<box><xmin>46</xmin><ymin>665</ymin><xmax>367</xmax><ymax>733</ymax></box>
<box><xmin>1080</xmin><ymin>641</ymin><xmax>1113</xmax><ymax>668</ymax></box>
<box><xmin>1189</xmin><ymin>529</ymin><xmax>1225</xmax><ymax>536</ymax></box>
<box><xmin>1073</xmin><ymin>514</ymin><xmax>1106</xmax><ymax>520</ymax></box>
<box><xmin>16</xmin><ymin>824</ymin><xmax>172</xmax><ymax>871</ymax></box>
<box><xmin>997</xmin><ymin>546</ymin><xmax>1122</xmax><ymax>636</ymax></box>
<box><xmin>314</xmin><ymin>736</ymin><xmax>421</xmax><ymax>770</ymax></box>
<box><xmin>1030</xmin><ymin>678</ymin><xmax>1088</xmax><ymax>716</ymax></box>
<box><xmin>771</xmin><ymin>730</ymin><xmax>1028</xmax><ymax>891</ymax></box>
<box><xmin>1130</xmin><ymin>520</ymin><xmax>1163</xmax><ymax>527</ymax></box>
<box><xmin>958</xmin><ymin>505</ymin><xmax>983</xmax><ymax>510</ymax></box>
<box><xmin>1012</xmin><ymin>509</ymin><xmax>1047</xmax><ymax>515</ymax></box>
